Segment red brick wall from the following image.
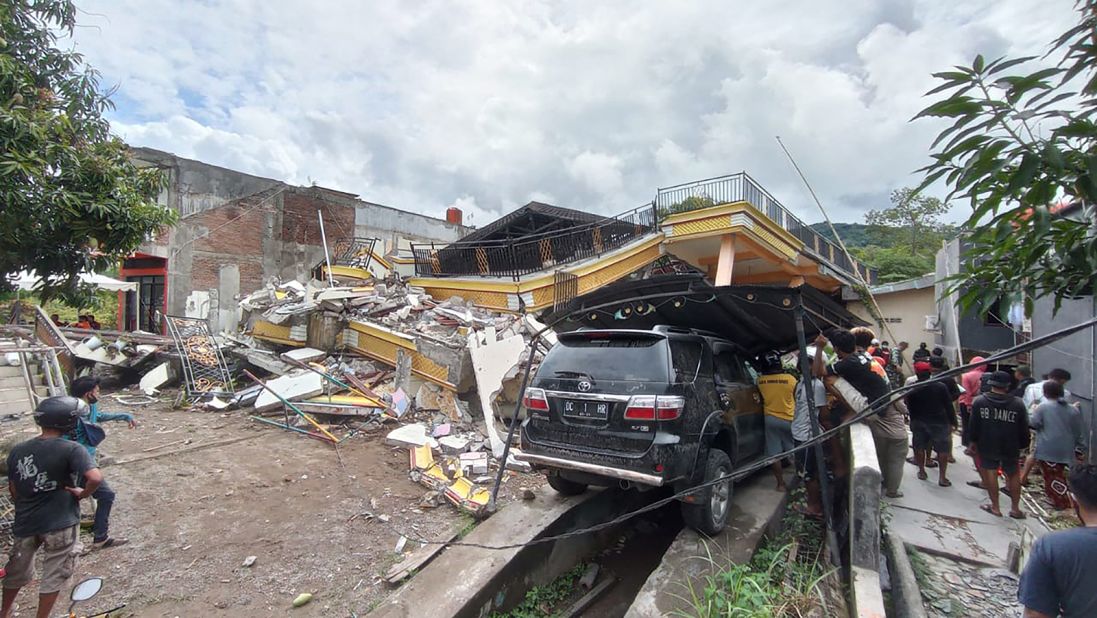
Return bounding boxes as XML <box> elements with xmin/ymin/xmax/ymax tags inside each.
<box><xmin>281</xmin><ymin>191</ymin><xmax>356</xmax><ymax>247</ymax></box>
<box><xmin>192</xmin><ymin>203</ymin><xmax>266</xmax><ymax>256</ymax></box>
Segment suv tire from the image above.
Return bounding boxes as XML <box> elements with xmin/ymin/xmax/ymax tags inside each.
<box><xmin>547</xmin><ymin>472</ymin><xmax>588</xmax><ymax>496</ymax></box>
<box><xmin>681</xmin><ymin>448</ymin><xmax>733</xmax><ymax>535</ymax></box>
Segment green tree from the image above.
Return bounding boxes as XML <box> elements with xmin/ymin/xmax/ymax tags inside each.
<box><xmin>865</xmin><ymin>188</ymin><xmax>952</xmax><ymax>255</ymax></box>
<box><xmin>0</xmin><ymin>1</ymin><xmax>176</xmax><ymax>304</ymax></box>
<box><xmin>915</xmin><ymin>0</ymin><xmax>1097</xmax><ymax>313</ymax></box>
<box><xmin>851</xmin><ymin>245</ymin><xmax>934</xmax><ymax>284</ymax></box>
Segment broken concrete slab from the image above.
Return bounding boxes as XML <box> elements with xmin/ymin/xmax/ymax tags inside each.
<box><xmin>253</xmin><ymin>370</ymin><xmax>325</xmax><ymax>413</ymax></box>
<box><xmin>139</xmin><ymin>362</ymin><xmax>173</xmax><ymax>396</ymax></box>
<box><xmin>385</xmin><ymin>423</ymin><xmax>438</xmax><ymax>449</ymax></box>
<box><xmin>280</xmin><ymin>347</ymin><xmax>327</xmax><ymax>363</ymax></box>
<box><xmin>438</xmin><ymin>435</ymin><xmax>469</xmax><ymax>455</ymax></box>
<box><xmin>459</xmin><ymin>451</ymin><xmax>489</xmax><ymax>474</ymax></box>
<box><xmin>468</xmin><ymin>330</ymin><xmax>527</xmax><ymax>458</ymax></box>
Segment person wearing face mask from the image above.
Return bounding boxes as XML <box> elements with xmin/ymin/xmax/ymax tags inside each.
<box><xmin>68</xmin><ymin>376</ymin><xmax>136</xmax><ymax>550</ymax></box>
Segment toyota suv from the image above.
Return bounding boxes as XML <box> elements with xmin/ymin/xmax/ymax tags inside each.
<box><xmin>517</xmin><ymin>326</ymin><xmax>765</xmax><ymax>534</ymax></box>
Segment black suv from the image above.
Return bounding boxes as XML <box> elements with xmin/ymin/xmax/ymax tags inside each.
<box><xmin>517</xmin><ymin>326</ymin><xmax>765</xmax><ymax>534</ymax></box>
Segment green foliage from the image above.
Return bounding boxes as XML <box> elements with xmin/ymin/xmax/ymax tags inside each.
<box><xmin>659</xmin><ymin>195</ymin><xmax>717</xmax><ymax>221</ymax></box>
<box><xmin>672</xmin><ymin>494</ymin><xmax>833</xmax><ymax>618</ymax></box>
<box><xmin>915</xmin><ymin>0</ymin><xmax>1097</xmax><ymax>314</ymax></box>
<box><xmin>850</xmin><ymin>245</ymin><xmax>934</xmax><ymax>283</ymax></box>
<box><xmin>865</xmin><ymin>188</ymin><xmax>954</xmax><ymax>255</ymax></box>
<box><xmin>490</xmin><ymin>564</ymin><xmax>586</xmax><ymax>618</ymax></box>
<box><xmin>811</xmin><ymin>186</ymin><xmax>955</xmax><ymax>283</ymax></box>
<box><xmin>0</xmin><ymin>0</ymin><xmax>176</xmax><ymax>306</ymax></box>
<box><xmin>809</xmin><ymin>222</ymin><xmax>881</xmax><ymax>247</ymax></box>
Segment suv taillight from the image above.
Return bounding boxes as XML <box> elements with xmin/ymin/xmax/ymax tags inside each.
<box><xmin>522</xmin><ymin>387</ymin><xmax>549</xmax><ymax>411</ymax></box>
<box><xmin>624</xmin><ymin>395</ymin><xmax>685</xmax><ymax>421</ymax></box>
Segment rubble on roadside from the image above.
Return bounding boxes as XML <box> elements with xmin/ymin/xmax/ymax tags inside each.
<box><xmin>198</xmin><ymin>270</ymin><xmax>551</xmax><ymax>514</ymax></box>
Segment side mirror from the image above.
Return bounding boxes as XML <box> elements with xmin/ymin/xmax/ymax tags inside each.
<box><xmin>71</xmin><ymin>577</ymin><xmax>103</xmax><ymax>602</ymax></box>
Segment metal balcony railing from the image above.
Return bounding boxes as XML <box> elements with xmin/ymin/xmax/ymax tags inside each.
<box><xmin>411</xmin><ymin>204</ymin><xmax>658</xmax><ymax>280</ymax></box>
<box><xmin>655</xmin><ymin>172</ymin><xmax>877</xmax><ymax>284</ymax></box>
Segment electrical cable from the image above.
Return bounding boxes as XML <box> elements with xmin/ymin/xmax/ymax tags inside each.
<box><xmin>378</xmin><ymin>300</ymin><xmax>1097</xmax><ymax>551</ymax></box>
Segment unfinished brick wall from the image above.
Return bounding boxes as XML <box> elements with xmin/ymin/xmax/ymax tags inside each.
<box><xmin>281</xmin><ymin>190</ymin><xmax>356</xmax><ymax>247</ymax></box>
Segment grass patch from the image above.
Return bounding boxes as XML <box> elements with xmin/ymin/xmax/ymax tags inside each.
<box><xmin>490</xmin><ymin>564</ymin><xmax>587</xmax><ymax>618</ymax></box>
<box><xmin>671</xmin><ymin>491</ymin><xmax>835</xmax><ymax>617</ymax></box>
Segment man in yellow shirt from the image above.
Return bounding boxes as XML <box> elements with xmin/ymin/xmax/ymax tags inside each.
<box><xmin>757</xmin><ymin>350</ymin><xmax>797</xmax><ymax>491</ymax></box>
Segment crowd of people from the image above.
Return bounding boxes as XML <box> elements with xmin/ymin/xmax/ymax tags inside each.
<box><xmin>49</xmin><ymin>313</ymin><xmax>102</xmax><ymax>330</ymax></box>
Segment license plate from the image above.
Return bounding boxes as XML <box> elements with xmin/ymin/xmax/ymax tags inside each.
<box><xmin>562</xmin><ymin>399</ymin><xmax>609</xmax><ymax>420</ymax></box>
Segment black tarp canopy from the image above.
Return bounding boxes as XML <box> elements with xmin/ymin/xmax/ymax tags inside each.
<box><xmin>542</xmin><ymin>274</ymin><xmax>868</xmax><ymax>355</ymax></box>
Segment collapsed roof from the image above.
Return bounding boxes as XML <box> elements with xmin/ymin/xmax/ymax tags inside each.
<box><xmin>541</xmin><ymin>274</ymin><xmax>868</xmax><ymax>355</ymax></box>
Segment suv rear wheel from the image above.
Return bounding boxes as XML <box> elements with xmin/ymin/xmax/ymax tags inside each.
<box><xmin>547</xmin><ymin>472</ymin><xmax>588</xmax><ymax>496</ymax></box>
<box><xmin>681</xmin><ymin>448</ymin><xmax>732</xmax><ymax>535</ymax></box>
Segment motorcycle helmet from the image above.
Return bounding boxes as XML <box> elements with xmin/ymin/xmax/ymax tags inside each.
<box><xmin>33</xmin><ymin>396</ymin><xmax>87</xmax><ymax>432</ymax></box>
<box><xmin>761</xmin><ymin>350</ymin><xmax>783</xmax><ymax>371</ymax></box>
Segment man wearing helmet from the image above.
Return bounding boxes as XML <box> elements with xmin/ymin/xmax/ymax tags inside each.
<box><xmin>2</xmin><ymin>396</ymin><xmax>102</xmax><ymax>618</ymax></box>
<box><xmin>756</xmin><ymin>350</ymin><xmax>797</xmax><ymax>492</ymax></box>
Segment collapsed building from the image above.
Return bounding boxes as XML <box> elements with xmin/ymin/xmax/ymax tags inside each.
<box><xmin>117</xmin><ymin>148</ymin><xmax>468</xmax><ymax>334</ymax></box>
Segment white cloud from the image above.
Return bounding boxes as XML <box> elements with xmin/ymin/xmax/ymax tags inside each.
<box><xmin>71</xmin><ymin>0</ymin><xmax>1080</xmax><ymax>224</ymax></box>
<box><xmin>566</xmin><ymin>151</ymin><xmax>625</xmax><ymax>196</ymax></box>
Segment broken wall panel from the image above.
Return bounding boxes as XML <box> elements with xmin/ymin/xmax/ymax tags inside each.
<box><xmin>343</xmin><ymin>320</ymin><xmax>457</xmax><ymax>391</ymax></box>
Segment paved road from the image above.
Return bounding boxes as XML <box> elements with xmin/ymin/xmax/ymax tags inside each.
<box><xmin>888</xmin><ymin>437</ymin><xmax>1047</xmax><ymax>617</ymax></box>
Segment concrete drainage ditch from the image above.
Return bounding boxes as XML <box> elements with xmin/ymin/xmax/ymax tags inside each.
<box><xmin>370</xmin><ymin>471</ymin><xmax>792</xmax><ymax>618</ymax></box>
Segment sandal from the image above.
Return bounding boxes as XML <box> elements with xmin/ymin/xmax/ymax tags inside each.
<box><xmin>938</xmin><ymin>479</ymin><xmax>952</xmax><ymax>487</ymax></box>
<box><xmin>1009</xmin><ymin>511</ymin><xmax>1027</xmax><ymax>520</ymax></box>
<box><xmin>980</xmin><ymin>504</ymin><xmax>1002</xmax><ymax>517</ymax></box>
<box><xmin>917</xmin><ymin>470</ymin><xmax>928</xmax><ymax>481</ymax></box>
<box><xmin>91</xmin><ymin>537</ymin><xmax>129</xmax><ymax>550</ymax></box>
<box><xmin>967</xmin><ymin>480</ymin><xmax>987</xmax><ymax>489</ymax></box>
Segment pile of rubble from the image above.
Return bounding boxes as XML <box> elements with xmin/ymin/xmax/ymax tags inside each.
<box><xmin>186</xmin><ymin>274</ymin><xmax>556</xmax><ymax>518</ymax></box>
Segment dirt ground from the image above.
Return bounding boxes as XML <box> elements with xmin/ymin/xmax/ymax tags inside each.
<box><xmin>0</xmin><ymin>388</ymin><xmax>540</xmax><ymax>617</ymax></box>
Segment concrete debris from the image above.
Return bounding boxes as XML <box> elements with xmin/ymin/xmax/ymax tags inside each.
<box><xmin>254</xmin><ymin>371</ymin><xmax>325</xmax><ymax>413</ymax></box>
<box><xmin>281</xmin><ymin>347</ymin><xmax>327</xmax><ymax>363</ymax></box>
<box><xmin>437</xmin><ymin>435</ymin><xmax>469</xmax><ymax>455</ymax></box>
<box><xmin>242</xmin><ymin>555</ymin><xmax>257</xmax><ymax>568</ymax></box>
<box><xmin>385</xmin><ymin>423</ymin><xmax>438</xmax><ymax>449</ymax></box>
<box><xmin>138</xmin><ymin>362</ymin><xmax>174</xmax><ymax>396</ymax></box>
<box><xmin>409</xmin><ymin>444</ymin><xmax>491</xmax><ymax>517</ymax></box>
<box><xmin>467</xmin><ymin>330</ymin><xmax>527</xmax><ymax>458</ymax></box>
<box><xmin>459</xmin><ymin>451</ymin><xmax>489</xmax><ymax>475</ymax></box>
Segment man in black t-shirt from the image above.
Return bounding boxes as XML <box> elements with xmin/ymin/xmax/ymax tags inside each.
<box><xmin>969</xmin><ymin>371</ymin><xmax>1029</xmax><ymax>519</ymax></box>
<box><xmin>2</xmin><ymin>397</ymin><xmax>102</xmax><ymax>618</ymax></box>
<box><xmin>814</xmin><ymin>328</ymin><xmax>907</xmax><ymax>498</ymax></box>
<box><xmin>905</xmin><ymin>362</ymin><xmax>958</xmax><ymax>487</ymax></box>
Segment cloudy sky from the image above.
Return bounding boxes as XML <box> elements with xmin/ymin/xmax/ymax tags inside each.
<box><xmin>71</xmin><ymin>0</ymin><xmax>1076</xmax><ymax>227</ymax></box>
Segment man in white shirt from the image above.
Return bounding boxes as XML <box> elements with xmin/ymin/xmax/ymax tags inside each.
<box><xmin>1023</xmin><ymin>368</ymin><xmax>1073</xmax><ymax>410</ymax></box>
<box><xmin>792</xmin><ymin>375</ymin><xmax>828</xmax><ymax>518</ymax></box>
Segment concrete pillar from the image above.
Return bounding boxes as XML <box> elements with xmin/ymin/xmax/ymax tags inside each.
<box><xmin>714</xmin><ymin>234</ymin><xmax>736</xmax><ymax>287</ymax></box>
<box><xmin>217</xmin><ymin>264</ymin><xmax>240</xmax><ymax>333</ymax></box>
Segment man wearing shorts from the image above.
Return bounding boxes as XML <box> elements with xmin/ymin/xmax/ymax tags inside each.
<box><xmin>904</xmin><ymin>361</ymin><xmax>958</xmax><ymax>486</ymax></box>
<box><xmin>757</xmin><ymin>350</ymin><xmax>797</xmax><ymax>492</ymax></box>
<box><xmin>2</xmin><ymin>397</ymin><xmax>102</xmax><ymax>618</ymax></box>
<box><xmin>968</xmin><ymin>371</ymin><xmax>1029</xmax><ymax>519</ymax></box>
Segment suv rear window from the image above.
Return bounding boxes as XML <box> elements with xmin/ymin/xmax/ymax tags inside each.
<box><xmin>540</xmin><ymin>334</ymin><xmax>670</xmax><ymax>382</ymax></box>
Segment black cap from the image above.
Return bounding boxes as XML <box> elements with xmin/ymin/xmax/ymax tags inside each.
<box><xmin>986</xmin><ymin>371</ymin><xmax>1012</xmax><ymax>388</ymax></box>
